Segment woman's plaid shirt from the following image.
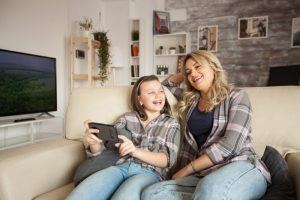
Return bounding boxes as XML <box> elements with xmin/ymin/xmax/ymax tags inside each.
<box><xmin>114</xmin><ymin>112</ymin><xmax>180</xmax><ymax>180</ymax></box>
<box><xmin>162</xmin><ymin>79</ymin><xmax>271</xmax><ymax>183</ymax></box>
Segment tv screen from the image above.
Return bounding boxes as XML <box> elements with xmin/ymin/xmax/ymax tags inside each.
<box><xmin>0</xmin><ymin>49</ymin><xmax>57</xmax><ymax>117</ymax></box>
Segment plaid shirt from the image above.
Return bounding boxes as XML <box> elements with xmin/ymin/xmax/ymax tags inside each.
<box><xmin>162</xmin><ymin>79</ymin><xmax>271</xmax><ymax>183</ymax></box>
<box><xmin>114</xmin><ymin>111</ymin><xmax>180</xmax><ymax>179</ymax></box>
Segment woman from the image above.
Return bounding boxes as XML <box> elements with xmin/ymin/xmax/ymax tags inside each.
<box><xmin>142</xmin><ymin>50</ymin><xmax>270</xmax><ymax>200</ymax></box>
<box><xmin>66</xmin><ymin>75</ymin><xmax>180</xmax><ymax>200</ymax></box>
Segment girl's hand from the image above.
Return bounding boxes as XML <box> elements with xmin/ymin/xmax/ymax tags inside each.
<box><xmin>115</xmin><ymin>135</ymin><xmax>138</xmax><ymax>157</ymax></box>
<box><xmin>83</xmin><ymin>120</ymin><xmax>102</xmax><ymax>147</ymax></box>
<box><xmin>172</xmin><ymin>164</ymin><xmax>192</xmax><ymax>180</ymax></box>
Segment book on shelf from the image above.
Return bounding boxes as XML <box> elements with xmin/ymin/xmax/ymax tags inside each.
<box><xmin>131</xmin><ymin>65</ymin><xmax>139</xmax><ymax>77</ymax></box>
<box><xmin>131</xmin><ymin>44</ymin><xmax>139</xmax><ymax>57</ymax></box>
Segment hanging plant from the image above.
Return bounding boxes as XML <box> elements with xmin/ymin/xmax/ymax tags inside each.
<box><xmin>93</xmin><ymin>31</ymin><xmax>111</xmax><ymax>79</ymax></box>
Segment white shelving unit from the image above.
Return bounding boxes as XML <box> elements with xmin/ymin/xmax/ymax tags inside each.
<box><xmin>129</xmin><ymin>19</ymin><xmax>140</xmax><ymax>85</ymax></box>
<box><xmin>0</xmin><ymin>116</ymin><xmax>63</xmax><ymax>150</ymax></box>
<box><xmin>153</xmin><ymin>32</ymin><xmax>190</xmax><ymax>80</ymax></box>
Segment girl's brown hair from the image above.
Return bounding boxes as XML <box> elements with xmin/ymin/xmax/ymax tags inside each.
<box><xmin>131</xmin><ymin>75</ymin><xmax>172</xmax><ymax>121</ymax></box>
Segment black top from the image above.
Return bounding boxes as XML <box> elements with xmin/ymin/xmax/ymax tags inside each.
<box><xmin>188</xmin><ymin>106</ymin><xmax>214</xmax><ymax>148</ymax></box>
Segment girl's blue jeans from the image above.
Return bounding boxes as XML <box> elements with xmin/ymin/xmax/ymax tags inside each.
<box><xmin>142</xmin><ymin>160</ymin><xmax>267</xmax><ymax>200</ymax></box>
<box><xmin>66</xmin><ymin>162</ymin><xmax>160</xmax><ymax>200</ymax></box>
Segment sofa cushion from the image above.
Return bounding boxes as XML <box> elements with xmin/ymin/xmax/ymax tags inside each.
<box><xmin>0</xmin><ymin>139</ymin><xmax>85</xmax><ymax>200</ymax></box>
<box><xmin>244</xmin><ymin>86</ymin><xmax>300</xmax><ymax>155</ymax></box>
<box><xmin>66</xmin><ymin>86</ymin><xmax>178</xmax><ymax>139</ymax></box>
<box><xmin>261</xmin><ymin>146</ymin><xmax>296</xmax><ymax>200</ymax></box>
<box><xmin>33</xmin><ymin>183</ymin><xmax>74</xmax><ymax>200</ymax></box>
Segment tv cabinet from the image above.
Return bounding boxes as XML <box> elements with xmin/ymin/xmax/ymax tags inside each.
<box><xmin>0</xmin><ymin>116</ymin><xmax>63</xmax><ymax>150</ymax></box>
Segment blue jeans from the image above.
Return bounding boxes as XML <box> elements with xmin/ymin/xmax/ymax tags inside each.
<box><xmin>66</xmin><ymin>162</ymin><xmax>160</xmax><ymax>200</ymax></box>
<box><xmin>142</xmin><ymin>161</ymin><xmax>267</xmax><ymax>200</ymax></box>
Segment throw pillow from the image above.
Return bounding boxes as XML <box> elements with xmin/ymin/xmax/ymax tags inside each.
<box><xmin>260</xmin><ymin>146</ymin><xmax>296</xmax><ymax>200</ymax></box>
<box><xmin>73</xmin><ymin>149</ymin><xmax>120</xmax><ymax>186</ymax></box>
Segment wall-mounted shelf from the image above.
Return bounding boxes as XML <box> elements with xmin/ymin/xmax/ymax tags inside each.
<box><xmin>153</xmin><ymin>32</ymin><xmax>190</xmax><ymax>80</ymax></box>
<box><xmin>129</xmin><ymin>19</ymin><xmax>141</xmax><ymax>85</ymax></box>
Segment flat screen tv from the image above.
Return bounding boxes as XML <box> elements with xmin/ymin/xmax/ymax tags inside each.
<box><xmin>0</xmin><ymin>49</ymin><xmax>57</xmax><ymax>118</ymax></box>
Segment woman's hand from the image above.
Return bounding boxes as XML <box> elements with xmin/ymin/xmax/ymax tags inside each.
<box><xmin>83</xmin><ymin>120</ymin><xmax>102</xmax><ymax>153</ymax></box>
<box><xmin>172</xmin><ymin>164</ymin><xmax>193</xmax><ymax>180</ymax></box>
<box><xmin>169</xmin><ymin>72</ymin><xmax>184</xmax><ymax>84</ymax></box>
<box><xmin>115</xmin><ymin>135</ymin><xmax>138</xmax><ymax>157</ymax></box>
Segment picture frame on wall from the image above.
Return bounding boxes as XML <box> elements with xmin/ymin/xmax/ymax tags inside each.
<box><xmin>153</xmin><ymin>11</ymin><xmax>171</xmax><ymax>35</ymax></box>
<box><xmin>291</xmin><ymin>17</ymin><xmax>300</xmax><ymax>48</ymax></box>
<box><xmin>238</xmin><ymin>16</ymin><xmax>268</xmax><ymax>39</ymax></box>
<box><xmin>197</xmin><ymin>25</ymin><xmax>218</xmax><ymax>52</ymax></box>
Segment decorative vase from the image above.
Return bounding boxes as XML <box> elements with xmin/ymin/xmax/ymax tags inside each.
<box><xmin>81</xmin><ymin>30</ymin><xmax>90</xmax><ymax>38</ymax></box>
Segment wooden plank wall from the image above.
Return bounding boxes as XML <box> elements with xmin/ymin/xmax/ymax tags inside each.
<box><xmin>166</xmin><ymin>0</ymin><xmax>300</xmax><ymax>86</ymax></box>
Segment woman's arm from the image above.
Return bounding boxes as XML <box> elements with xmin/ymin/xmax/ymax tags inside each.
<box><xmin>162</xmin><ymin>73</ymin><xmax>184</xmax><ymax>100</ymax></box>
<box><xmin>172</xmin><ymin>154</ymin><xmax>213</xmax><ymax>179</ymax></box>
<box><xmin>116</xmin><ymin>135</ymin><xmax>168</xmax><ymax>168</ymax></box>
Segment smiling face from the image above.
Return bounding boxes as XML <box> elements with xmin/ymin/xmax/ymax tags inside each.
<box><xmin>138</xmin><ymin>80</ymin><xmax>166</xmax><ymax>116</ymax></box>
<box><xmin>185</xmin><ymin>58</ymin><xmax>215</xmax><ymax>94</ymax></box>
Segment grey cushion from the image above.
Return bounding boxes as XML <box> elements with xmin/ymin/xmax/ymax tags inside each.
<box><xmin>260</xmin><ymin>146</ymin><xmax>296</xmax><ymax>200</ymax></box>
<box><xmin>73</xmin><ymin>149</ymin><xmax>119</xmax><ymax>186</ymax></box>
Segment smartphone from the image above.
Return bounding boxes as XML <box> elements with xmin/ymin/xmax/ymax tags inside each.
<box><xmin>88</xmin><ymin>122</ymin><xmax>119</xmax><ymax>144</ymax></box>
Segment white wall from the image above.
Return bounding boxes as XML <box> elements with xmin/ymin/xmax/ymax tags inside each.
<box><xmin>0</xmin><ymin>0</ymin><xmax>164</xmax><ymax>140</ymax></box>
<box><xmin>102</xmin><ymin>0</ymin><xmax>130</xmax><ymax>86</ymax></box>
<box><xmin>0</xmin><ymin>0</ymin><xmax>69</xmax><ymax>119</ymax></box>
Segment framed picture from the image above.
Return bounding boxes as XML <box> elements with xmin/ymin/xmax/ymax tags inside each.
<box><xmin>238</xmin><ymin>16</ymin><xmax>268</xmax><ymax>39</ymax></box>
<box><xmin>153</xmin><ymin>11</ymin><xmax>171</xmax><ymax>34</ymax></box>
<box><xmin>291</xmin><ymin>17</ymin><xmax>300</xmax><ymax>48</ymax></box>
<box><xmin>197</xmin><ymin>25</ymin><xmax>218</xmax><ymax>52</ymax></box>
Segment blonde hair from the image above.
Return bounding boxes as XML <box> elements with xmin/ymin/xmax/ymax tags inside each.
<box><xmin>177</xmin><ymin>50</ymin><xmax>232</xmax><ymax>120</ymax></box>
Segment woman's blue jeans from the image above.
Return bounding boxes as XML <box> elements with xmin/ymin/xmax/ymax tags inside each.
<box><xmin>142</xmin><ymin>160</ymin><xmax>267</xmax><ymax>200</ymax></box>
<box><xmin>66</xmin><ymin>162</ymin><xmax>160</xmax><ymax>200</ymax></box>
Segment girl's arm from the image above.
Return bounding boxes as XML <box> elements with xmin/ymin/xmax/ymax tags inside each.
<box><xmin>116</xmin><ymin>135</ymin><xmax>168</xmax><ymax>168</ymax></box>
<box><xmin>83</xmin><ymin>120</ymin><xmax>103</xmax><ymax>154</ymax></box>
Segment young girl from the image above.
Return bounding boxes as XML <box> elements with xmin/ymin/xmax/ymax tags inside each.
<box><xmin>66</xmin><ymin>75</ymin><xmax>180</xmax><ymax>200</ymax></box>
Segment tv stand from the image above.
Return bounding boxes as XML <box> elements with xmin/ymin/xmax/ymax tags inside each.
<box><xmin>37</xmin><ymin>112</ymin><xmax>55</xmax><ymax>118</ymax></box>
<box><xmin>14</xmin><ymin>118</ymin><xmax>36</xmax><ymax>123</ymax></box>
<box><xmin>0</xmin><ymin>116</ymin><xmax>63</xmax><ymax>150</ymax></box>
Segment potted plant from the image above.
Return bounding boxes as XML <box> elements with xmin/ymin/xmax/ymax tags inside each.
<box><xmin>93</xmin><ymin>31</ymin><xmax>111</xmax><ymax>81</ymax></box>
<box><xmin>79</xmin><ymin>17</ymin><xmax>93</xmax><ymax>37</ymax></box>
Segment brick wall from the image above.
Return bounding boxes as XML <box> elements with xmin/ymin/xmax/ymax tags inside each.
<box><xmin>166</xmin><ymin>0</ymin><xmax>300</xmax><ymax>86</ymax></box>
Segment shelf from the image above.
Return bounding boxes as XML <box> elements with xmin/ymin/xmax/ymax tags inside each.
<box><xmin>153</xmin><ymin>31</ymin><xmax>190</xmax><ymax>77</ymax></box>
<box><xmin>129</xmin><ymin>19</ymin><xmax>141</xmax><ymax>83</ymax></box>
<box><xmin>154</xmin><ymin>31</ymin><xmax>187</xmax><ymax>37</ymax></box>
<box><xmin>71</xmin><ymin>36</ymin><xmax>100</xmax><ymax>48</ymax></box>
<box><xmin>70</xmin><ymin>35</ymin><xmax>100</xmax><ymax>89</ymax></box>
<box><xmin>73</xmin><ymin>74</ymin><xmax>88</xmax><ymax>80</ymax></box>
<box><xmin>155</xmin><ymin>53</ymin><xmax>187</xmax><ymax>57</ymax></box>
<box><xmin>0</xmin><ymin>116</ymin><xmax>63</xmax><ymax>150</ymax></box>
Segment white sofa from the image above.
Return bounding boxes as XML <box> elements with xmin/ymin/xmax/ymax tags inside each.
<box><xmin>0</xmin><ymin>86</ymin><xmax>299</xmax><ymax>200</ymax></box>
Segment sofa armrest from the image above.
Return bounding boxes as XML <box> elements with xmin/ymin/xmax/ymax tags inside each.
<box><xmin>286</xmin><ymin>152</ymin><xmax>300</xmax><ymax>200</ymax></box>
<box><xmin>0</xmin><ymin>138</ymin><xmax>86</xmax><ymax>200</ymax></box>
